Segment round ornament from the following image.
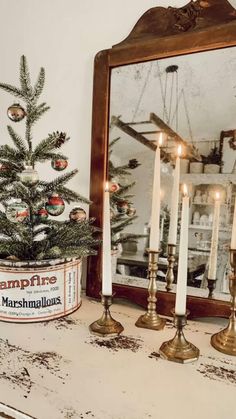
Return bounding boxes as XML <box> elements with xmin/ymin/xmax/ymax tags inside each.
<box><xmin>69</xmin><ymin>207</ymin><xmax>86</xmax><ymax>222</ymax></box>
<box><xmin>127</xmin><ymin>207</ymin><xmax>136</xmax><ymax>217</ymax></box>
<box><xmin>117</xmin><ymin>200</ymin><xmax>129</xmax><ymax>214</ymax></box>
<box><xmin>7</xmin><ymin>103</ymin><xmax>26</xmax><ymax>122</ymax></box>
<box><xmin>34</xmin><ymin>208</ymin><xmax>48</xmax><ymax>222</ymax></box>
<box><xmin>51</xmin><ymin>158</ymin><xmax>68</xmax><ymax>171</ymax></box>
<box><xmin>6</xmin><ymin>201</ymin><xmax>29</xmax><ymax>223</ymax></box>
<box><xmin>45</xmin><ymin>193</ymin><xmax>65</xmax><ymax>216</ymax></box>
<box><xmin>109</xmin><ymin>182</ymin><xmax>120</xmax><ymax>193</ymax></box>
<box><xmin>0</xmin><ymin>163</ymin><xmax>9</xmax><ymax>172</ymax></box>
<box><xmin>19</xmin><ymin>165</ymin><xmax>39</xmax><ymax>187</ymax></box>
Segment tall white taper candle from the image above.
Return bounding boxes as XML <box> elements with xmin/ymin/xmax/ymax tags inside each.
<box><xmin>102</xmin><ymin>182</ymin><xmax>112</xmax><ymax>296</ymax></box>
<box><xmin>168</xmin><ymin>145</ymin><xmax>182</xmax><ymax>245</ymax></box>
<box><xmin>175</xmin><ymin>184</ymin><xmax>189</xmax><ymax>315</ymax></box>
<box><xmin>231</xmin><ymin>196</ymin><xmax>236</xmax><ymax>249</ymax></box>
<box><xmin>149</xmin><ymin>133</ymin><xmax>163</xmax><ymax>251</ymax></box>
<box><xmin>208</xmin><ymin>192</ymin><xmax>220</xmax><ymax>280</ymax></box>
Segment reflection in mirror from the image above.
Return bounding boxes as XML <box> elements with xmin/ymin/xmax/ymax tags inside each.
<box><xmin>109</xmin><ymin>46</ymin><xmax>236</xmax><ymax>302</ymax></box>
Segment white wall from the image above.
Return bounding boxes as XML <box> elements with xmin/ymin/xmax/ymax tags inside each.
<box><xmin>0</xmin><ymin>0</ymin><xmax>236</xmax><ymax>210</ymax></box>
<box><xmin>0</xmin><ymin>0</ymin><xmax>193</xmax><ymax>213</ymax></box>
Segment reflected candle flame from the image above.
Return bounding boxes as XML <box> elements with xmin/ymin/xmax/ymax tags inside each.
<box><xmin>177</xmin><ymin>144</ymin><xmax>182</xmax><ymax>156</ymax></box>
<box><xmin>159</xmin><ymin>132</ymin><xmax>163</xmax><ymax>146</ymax></box>
<box><xmin>183</xmin><ymin>184</ymin><xmax>188</xmax><ymax>196</ymax></box>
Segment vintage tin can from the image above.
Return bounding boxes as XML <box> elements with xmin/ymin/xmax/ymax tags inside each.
<box><xmin>0</xmin><ymin>258</ymin><xmax>81</xmax><ymax>323</ymax></box>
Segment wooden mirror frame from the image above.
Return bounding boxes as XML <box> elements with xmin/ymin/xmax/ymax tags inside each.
<box><xmin>87</xmin><ymin>0</ymin><xmax>236</xmax><ymax>318</ymax></box>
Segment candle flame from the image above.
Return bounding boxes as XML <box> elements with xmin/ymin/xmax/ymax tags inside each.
<box><xmin>158</xmin><ymin>132</ymin><xmax>163</xmax><ymax>146</ymax></box>
<box><xmin>105</xmin><ymin>181</ymin><xmax>109</xmax><ymax>191</ymax></box>
<box><xmin>215</xmin><ymin>191</ymin><xmax>220</xmax><ymax>200</ymax></box>
<box><xmin>177</xmin><ymin>144</ymin><xmax>182</xmax><ymax>157</ymax></box>
<box><xmin>183</xmin><ymin>184</ymin><xmax>188</xmax><ymax>196</ymax></box>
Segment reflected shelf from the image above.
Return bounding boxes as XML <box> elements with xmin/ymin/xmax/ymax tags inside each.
<box><xmin>180</xmin><ymin>173</ymin><xmax>236</xmax><ymax>185</ymax></box>
<box><xmin>189</xmin><ymin>224</ymin><xmax>231</xmax><ymax>232</ymax></box>
<box><xmin>192</xmin><ymin>202</ymin><xmax>227</xmax><ymax>206</ymax></box>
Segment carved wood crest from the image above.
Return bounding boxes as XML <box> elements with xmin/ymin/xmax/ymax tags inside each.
<box><xmin>113</xmin><ymin>0</ymin><xmax>236</xmax><ymax>48</ymax></box>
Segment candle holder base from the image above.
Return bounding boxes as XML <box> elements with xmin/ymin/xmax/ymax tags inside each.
<box><xmin>89</xmin><ymin>294</ymin><xmax>124</xmax><ymax>337</ymax></box>
<box><xmin>135</xmin><ymin>312</ymin><xmax>166</xmax><ymax>331</ymax></box>
<box><xmin>211</xmin><ymin>254</ymin><xmax>236</xmax><ymax>355</ymax></box>
<box><xmin>159</xmin><ymin>312</ymin><xmax>200</xmax><ymax>363</ymax></box>
<box><xmin>165</xmin><ymin>244</ymin><xmax>176</xmax><ymax>292</ymax></box>
<box><xmin>135</xmin><ymin>249</ymin><xmax>166</xmax><ymax>331</ymax></box>
<box><xmin>211</xmin><ymin>319</ymin><xmax>236</xmax><ymax>356</ymax></box>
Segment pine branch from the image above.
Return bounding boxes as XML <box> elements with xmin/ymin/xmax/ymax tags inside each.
<box><xmin>55</xmin><ymin>186</ymin><xmax>91</xmax><ymax>204</ymax></box>
<box><xmin>34</xmin><ymin>151</ymin><xmax>68</xmax><ymax>163</ymax></box>
<box><xmin>39</xmin><ymin>169</ymin><xmax>78</xmax><ymax>193</ymax></box>
<box><xmin>7</xmin><ymin>126</ymin><xmax>28</xmax><ymax>155</ymax></box>
<box><xmin>112</xmin><ymin>233</ymin><xmax>145</xmax><ymax>246</ymax></box>
<box><xmin>112</xmin><ymin>216</ymin><xmax>137</xmax><ymax>234</ymax></box>
<box><xmin>0</xmin><ymin>83</ymin><xmax>26</xmax><ymax>100</ymax></box>
<box><xmin>110</xmin><ymin>166</ymin><xmax>132</xmax><ymax>177</ymax></box>
<box><xmin>109</xmin><ymin>137</ymin><xmax>120</xmax><ymax>152</ymax></box>
<box><xmin>32</xmin><ymin>132</ymin><xmax>69</xmax><ymax>162</ymax></box>
<box><xmin>115</xmin><ymin>182</ymin><xmax>135</xmax><ymax>196</ymax></box>
<box><xmin>0</xmin><ymin>181</ymin><xmax>30</xmax><ymax>203</ymax></box>
<box><xmin>0</xmin><ymin>159</ymin><xmax>24</xmax><ymax>172</ymax></box>
<box><xmin>33</xmin><ymin>67</ymin><xmax>45</xmax><ymax>100</ymax></box>
<box><xmin>20</xmin><ymin>55</ymin><xmax>33</xmax><ymax>97</ymax></box>
<box><xmin>0</xmin><ymin>144</ymin><xmax>25</xmax><ymax>162</ymax></box>
<box><xmin>28</xmin><ymin>103</ymin><xmax>50</xmax><ymax>125</ymax></box>
<box><xmin>33</xmin><ymin>226</ymin><xmax>51</xmax><ymax>238</ymax></box>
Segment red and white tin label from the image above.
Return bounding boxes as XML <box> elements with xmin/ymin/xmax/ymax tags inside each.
<box><xmin>0</xmin><ymin>260</ymin><xmax>81</xmax><ymax>322</ymax></box>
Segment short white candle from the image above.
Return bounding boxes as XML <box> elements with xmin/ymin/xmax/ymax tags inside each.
<box><xmin>175</xmin><ymin>184</ymin><xmax>189</xmax><ymax>316</ymax></box>
<box><xmin>102</xmin><ymin>182</ymin><xmax>112</xmax><ymax>296</ymax></box>
<box><xmin>168</xmin><ymin>145</ymin><xmax>181</xmax><ymax>245</ymax></box>
<box><xmin>231</xmin><ymin>196</ymin><xmax>236</xmax><ymax>249</ymax></box>
<box><xmin>149</xmin><ymin>133</ymin><xmax>163</xmax><ymax>251</ymax></box>
<box><xmin>208</xmin><ymin>192</ymin><xmax>221</xmax><ymax>280</ymax></box>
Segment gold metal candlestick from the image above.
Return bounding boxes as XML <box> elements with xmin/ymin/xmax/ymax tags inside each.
<box><xmin>211</xmin><ymin>249</ymin><xmax>236</xmax><ymax>355</ymax></box>
<box><xmin>159</xmin><ymin>311</ymin><xmax>200</xmax><ymax>363</ymax></box>
<box><xmin>207</xmin><ymin>278</ymin><xmax>216</xmax><ymax>298</ymax></box>
<box><xmin>165</xmin><ymin>244</ymin><xmax>176</xmax><ymax>291</ymax></box>
<box><xmin>135</xmin><ymin>249</ymin><xmax>166</xmax><ymax>330</ymax></box>
<box><xmin>89</xmin><ymin>293</ymin><xmax>124</xmax><ymax>337</ymax></box>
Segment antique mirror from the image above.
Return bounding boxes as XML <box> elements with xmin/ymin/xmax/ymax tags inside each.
<box><xmin>87</xmin><ymin>0</ymin><xmax>236</xmax><ymax>317</ymax></box>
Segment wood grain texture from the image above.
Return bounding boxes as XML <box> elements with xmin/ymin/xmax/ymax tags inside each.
<box><xmin>87</xmin><ymin>0</ymin><xmax>236</xmax><ymax>317</ymax></box>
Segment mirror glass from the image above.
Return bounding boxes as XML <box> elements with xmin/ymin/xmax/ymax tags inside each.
<box><xmin>109</xmin><ymin>46</ymin><xmax>236</xmax><ymax>302</ymax></box>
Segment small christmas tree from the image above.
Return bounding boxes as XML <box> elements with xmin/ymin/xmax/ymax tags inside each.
<box><xmin>0</xmin><ymin>56</ymin><xmax>98</xmax><ymax>261</ymax></box>
<box><xmin>109</xmin><ymin>137</ymin><xmax>144</xmax><ymax>248</ymax></box>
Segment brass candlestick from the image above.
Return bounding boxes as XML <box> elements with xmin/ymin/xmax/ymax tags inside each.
<box><xmin>89</xmin><ymin>293</ymin><xmax>124</xmax><ymax>337</ymax></box>
<box><xmin>135</xmin><ymin>249</ymin><xmax>166</xmax><ymax>331</ymax></box>
<box><xmin>207</xmin><ymin>278</ymin><xmax>216</xmax><ymax>298</ymax></box>
<box><xmin>165</xmin><ymin>243</ymin><xmax>176</xmax><ymax>291</ymax></box>
<box><xmin>211</xmin><ymin>249</ymin><xmax>236</xmax><ymax>356</ymax></box>
<box><xmin>159</xmin><ymin>311</ymin><xmax>200</xmax><ymax>363</ymax></box>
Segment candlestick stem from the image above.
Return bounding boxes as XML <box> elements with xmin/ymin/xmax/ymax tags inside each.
<box><xmin>165</xmin><ymin>244</ymin><xmax>176</xmax><ymax>291</ymax></box>
<box><xmin>135</xmin><ymin>249</ymin><xmax>166</xmax><ymax>330</ymax></box>
<box><xmin>210</xmin><ymin>249</ymin><xmax>236</xmax><ymax>355</ymax></box>
<box><xmin>89</xmin><ymin>293</ymin><xmax>124</xmax><ymax>337</ymax></box>
<box><xmin>159</xmin><ymin>311</ymin><xmax>200</xmax><ymax>363</ymax></box>
<box><xmin>207</xmin><ymin>278</ymin><xmax>216</xmax><ymax>298</ymax></box>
